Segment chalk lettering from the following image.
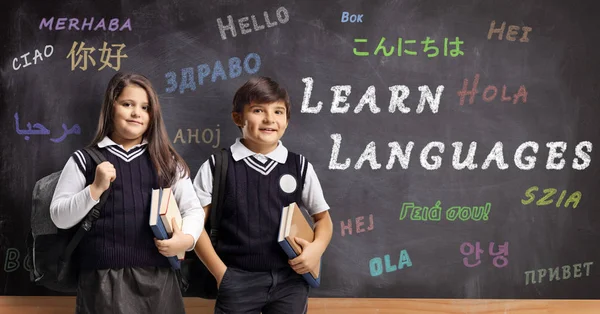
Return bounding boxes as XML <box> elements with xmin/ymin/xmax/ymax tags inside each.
<box><xmin>3</xmin><ymin>248</ymin><xmax>20</xmax><ymax>272</ymax></box>
<box><xmin>521</xmin><ymin>186</ymin><xmax>582</xmax><ymax>208</ymax></box>
<box><xmin>13</xmin><ymin>45</ymin><xmax>54</xmax><ymax>70</ymax></box>
<box><xmin>165</xmin><ymin>53</ymin><xmax>260</xmax><ymax>94</ymax></box>
<box><xmin>369</xmin><ymin>250</ymin><xmax>412</xmax><ymax>277</ymax></box>
<box><xmin>487</xmin><ymin>20</ymin><xmax>532</xmax><ymax>42</ymax></box>
<box><xmin>328</xmin><ymin>136</ymin><xmax>592</xmax><ymax>171</ymax></box>
<box><xmin>340</xmin><ymin>214</ymin><xmax>374</xmax><ymax>236</ymax></box>
<box><xmin>525</xmin><ymin>262</ymin><xmax>593</xmax><ymax>285</ymax></box>
<box><xmin>353</xmin><ymin>36</ymin><xmax>464</xmax><ymax>57</ymax></box>
<box><xmin>301</xmin><ymin>77</ymin><xmax>444</xmax><ymax>115</ymax></box>
<box><xmin>39</xmin><ymin>17</ymin><xmax>132</xmax><ymax>31</ymax></box>
<box><xmin>400</xmin><ymin>201</ymin><xmax>490</xmax><ymax>222</ymax></box>
<box><xmin>457</xmin><ymin>74</ymin><xmax>527</xmax><ymax>106</ymax></box>
<box><xmin>341</xmin><ymin>12</ymin><xmax>364</xmax><ymax>23</ymax></box>
<box><xmin>173</xmin><ymin>127</ymin><xmax>221</xmax><ymax>148</ymax></box>
<box><xmin>217</xmin><ymin>6</ymin><xmax>289</xmax><ymax>40</ymax></box>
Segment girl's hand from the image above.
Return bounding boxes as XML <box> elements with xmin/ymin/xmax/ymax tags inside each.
<box><xmin>155</xmin><ymin>218</ymin><xmax>194</xmax><ymax>257</ymax></box>
<box><xmin>90</xmin><ymin>161</ymin><xmax>115</xmax><ymax>200</ymax></box>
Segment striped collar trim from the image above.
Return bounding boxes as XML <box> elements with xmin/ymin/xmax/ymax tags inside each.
<box><xmin>97</xmin><ymin>136</ymin><xmax>148</xmax><ymax>162</ymax></box>
<box><xmin>230</xmin><ymin>137</ymin><xmax>288</xmax><ymax>164</ymax></box>
<box><xmin>243</xmin><ymin>156</ymin><xmax>279</xmax><ymax>176</ymax></box>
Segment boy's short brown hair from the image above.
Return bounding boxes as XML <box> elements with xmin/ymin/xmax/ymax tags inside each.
<box><xmin>232</xmin><ymin>76</ymin><xmax>291</xmax><ymax>119</ymax></box>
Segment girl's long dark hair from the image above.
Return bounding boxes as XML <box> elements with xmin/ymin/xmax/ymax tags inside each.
<box><xmin>90</xmin><ymin>72</ymin><xmax>189</xmax><ymax>186</ymax></box>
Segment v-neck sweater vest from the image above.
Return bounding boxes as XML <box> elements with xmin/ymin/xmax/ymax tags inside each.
<box><xmin>73</xmin><ymin>146</ymin><xmax>170</xmax><ymax>270</ymax></box>
<box><xmin>212</xmin><ymin>150</ymin><xmax>308</xmax><ymax>271</ymax></box>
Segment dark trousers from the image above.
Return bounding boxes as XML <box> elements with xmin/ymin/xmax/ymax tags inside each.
<box><xmin>215</xmin><ymin>266</ymin><xmax>309</xmax><ymax>314</ymax></box>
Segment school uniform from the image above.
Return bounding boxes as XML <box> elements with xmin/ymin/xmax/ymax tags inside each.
<box><xmin>50</xmin><ymin>136</ymin><xmax>204</xmax><ymax>314</ymax></box>
<box><xmin>193</xmin><ymin>138</ymin><xmax>330</xmax><ymax>314</ymax></box>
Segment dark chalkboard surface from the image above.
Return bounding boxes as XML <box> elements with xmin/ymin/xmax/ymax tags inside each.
<box><xmin>2</xmin><ymin>0</ymin><xmax>600</xmax><ymax>299</ymax></box>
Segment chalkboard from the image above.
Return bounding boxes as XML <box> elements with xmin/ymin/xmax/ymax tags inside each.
<box><xmin>2</xmin><ymin>0</ymin><xmax>600</xmax><ymax>299</ymax></box>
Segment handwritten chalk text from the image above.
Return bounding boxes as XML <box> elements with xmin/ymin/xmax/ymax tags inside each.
<box><xmin>217</xmin><ymin>6</ymin><xmax>289</xmax><ymax>40</ymax></box>
<box><xmin>301</xmin><ymin>77</ymin><xmax>444</xmax><ymax>115</ymax></box>
<box><xmin>487</xmin><ymin>20</ymin><xmax>532</xmax><ymax>42</ymax></box>
<box><xmin>369</xmin><ymin>250</ymin><xmax>412</xmax><ymax>277</ymax></box>
<box><xmin>341</xmin><ymin>12</ymin><xmax>363</xmax><ymax>23</ymax></box>
<box><xmin>39</xmin><ymin>17</ymin><xmax>132</xmax><ymax>31</ymax></box>
<box><xmin>14</xmin><ymin>113</ymin><xmax>81</xmax><ymax>143</ymax></box>
<box><xmin>328</xmin><ymin>135</ymin><xmax>593</xmax><ymax>171</ymax></box>
<box><xmin>165</xmin><ymin>53</ymin><xmax>261</xmax><ymax>94</ymax></box>
<box><xmin>67</xmin><ymin>41</ymin><xmax>127</xmax><ymax>71</ymax></box>
<box><xmin>525</xmin><ymin>262</ymin><xmax>593</xmax><ymax>285</ymax></box>
<box><xmin>12</xmin><ymin>45</ymin><xmax>53</xmax><ymax>71</ymax></box>
<box><xmin>173</xmin><ymin>127</ymin><xmax>221</xmax><ymax>148</ymax></box>
<box><xmin>399</xmin><ymin>201</ymin><xmax>491</xmax><ymax>222</ymax></box>
<box><xmin>461</xmin><ymin>241</ymin><xmax>509</xmax><ymax>268</ymax></box>
<box><xmin>521</xmin><ymin>186</ymin><xmax>582</xmax><ymax>208</ymax></box>
<box><xmin>3</xmin><ymin>248</ymin><xmax>32</xmax><ymax>273</ymax></box>
<box><xmin>353</xmin><ymin>37</ymin><xmax>464</xmax><ymax>57</ymax></box>
<box><xmin>457</xmin><ymin>74</ymin><xmax>527</xmax><ymax>106</ymax></box>
<box><xmin>340</xmin><ymin>214</ymin><xmax>374</xmax><ymax>236</ymax></box>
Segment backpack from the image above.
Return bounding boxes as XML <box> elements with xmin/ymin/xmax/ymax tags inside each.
<box><xmin>182</xmin><ymin>148</ymin><xmax>228</xmax><ymax>299</ymax></box>
<box><xmin>29</xmin><ymin>147</ymin><xmax>110</xmax><ymax>292</ymax></box>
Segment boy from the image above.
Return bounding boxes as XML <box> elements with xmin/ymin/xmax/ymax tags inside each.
<box><xmin>193</xmin><ymin>76</ymin><xmax>333</xmax><ymax>314</ymax></box>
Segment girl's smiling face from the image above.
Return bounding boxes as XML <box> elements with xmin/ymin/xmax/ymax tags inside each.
<box><xmin>111</xmin><ymin>85</ymin><xmax>150</xmax><ymax>150</ymax></box>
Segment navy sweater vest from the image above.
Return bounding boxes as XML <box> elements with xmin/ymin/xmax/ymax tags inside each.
<box><xmin>73</xmin><ymin>146</ymin><xmax>170</xmax><ymax>270</ymax></box>
<box><xmin>212</xmin><ymin>150</ymin><xmax>308</xmax><ymax>271</ymax></box>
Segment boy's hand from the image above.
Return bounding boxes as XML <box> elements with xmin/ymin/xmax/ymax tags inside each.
<box><xmin>216</xmin><ymin>267</ymin><xmax>227</xmax><ymax>289</ymax></box>
<box><xmin>288</xmin><ymin>237</ymin><xmax>322</xmax><ymax>275</ymax></box>
<box><xmin>154</xmin><ymin>218</ymin><xmax>194</xmax><ymax>257</ymax></box>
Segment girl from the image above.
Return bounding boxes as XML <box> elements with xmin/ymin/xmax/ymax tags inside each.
<box><xmin>50</xmin><ymin>72</ymin><xmax>204</xmax><ymax>314</ymax></box>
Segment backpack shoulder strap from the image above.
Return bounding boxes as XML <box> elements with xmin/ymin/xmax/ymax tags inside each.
<box><xmin>83</xmin><ymin>146</ymin><xmax>107</xmax><ymax>166</ymax></box>
<box><xmin>209</xmin><ymin>148</ymin><xmax>228</xmax><ymax>247</ymax></box>
<box><xmin>61</xmin><ymin>146</ymin><xmax>111</xmax><ymax>261</ymax></box>
<box><xmin>80</xmin><ymin>146</ymin><xmax>110</xmax><ymax>225</ymax></box>
<box><xmin>296</xmin><ymin>153</ymin><xmax>308</xmax><ymax>201</ymax></box>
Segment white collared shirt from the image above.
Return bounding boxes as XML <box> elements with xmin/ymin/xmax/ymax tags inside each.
<box><xmin>193</xmin><ymin>138</ymin><xmax>330</xmax><ymax>216</ymax></box>
<box><xmin>97</xmin><ymin>136</ymin><xmax>149</xmax><ymax>150</ymax></box>
<box><xmin>49</xmin><ymin>136</ymin><xmax>204</xmax><ymax>249</ymax></box>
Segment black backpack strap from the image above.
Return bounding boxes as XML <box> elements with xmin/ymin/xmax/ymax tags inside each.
<box><xmin>296</xmin><ymin>154</ymin><xmax>308</xmax><ymax>202</ymax></box>
<box><xmin>209</xmin><ymin>148</ymin><xmax>228</xmax><ymax>248</ymax></box>
<box><xmin>175</xmin><ymin>268</ymin><xmax>188</xmax><ymax>292</ymax></box>
<box><xmin>61</xmin><ymin>147</ymin><xmax>111</xmax><ymax>262</ymax></box>
<box><xmin>84</xmin><ymin>147</ymin><xmax>107</xmax><ymax>169</ymax></box>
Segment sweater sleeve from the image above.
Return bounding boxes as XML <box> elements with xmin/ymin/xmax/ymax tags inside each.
<box><xmin>49</xmin><ymin>152</ymin><xmax>100</xmax><ymax>229</ymax></box>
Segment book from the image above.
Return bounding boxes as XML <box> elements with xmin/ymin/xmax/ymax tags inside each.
<box><xmin>277</xmin><ymin>202</ymin><xmax>321</xmax><ymax>288</ymax></box>
<box><xmin>159</xmin><ymin>188</ymin><xmax>184</xmax><ymax>260</ymax></box>
<box><xmin>158</xmin><ymin>187</ymin><xmax>183</xmax><ymax>237</ymax></box>
<box><xmin>149</xmin><ymin>188</ymin><xmax>184</xmax><ymax>269</ymax></box>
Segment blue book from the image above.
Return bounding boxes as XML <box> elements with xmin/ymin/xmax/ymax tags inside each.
<box><xmin>149</xmin><ymin>188</ymin><xmax>181</xmax><ymax>270</ymax></box>
<box><xmin>277</xmin><ymin>202</ymin><xmax>321</xmax><ymax>288</ymax></box>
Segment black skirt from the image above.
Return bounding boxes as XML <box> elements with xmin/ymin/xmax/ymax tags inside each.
<box><xmin>75</xmin><ymin>267</ymin><xmax>185</xmax><ymax>314</ymax></box>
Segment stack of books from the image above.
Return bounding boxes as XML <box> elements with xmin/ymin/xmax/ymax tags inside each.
<box><xmin>277</xmin><ymin>202</ymin><xmax>321</xmax><ymax>288</ymax></box>
<box><xmin>149</xmin><ymin>187</ymin><xmax>184</xmax><ymax>269</ymax></box>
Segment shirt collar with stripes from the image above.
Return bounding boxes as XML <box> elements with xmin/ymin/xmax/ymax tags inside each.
<box><xmin>229</xmin><ymin>138</ymin><xmax>288</xmax><ymax>176</ymax></box>
<box><xmin>230</xmin><ymin>137</ymin><xmax>288</xmax><ymax>164</ymax></box>
<box><xmin>97</xmin><ymin>136</ymin><xmax>148</xmax><ymax>163</ymax></box>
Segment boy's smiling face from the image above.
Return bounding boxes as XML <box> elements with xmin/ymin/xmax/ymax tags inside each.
<box><xmin>233</xmin><ymin>100</ymin><xmax>288</xmax><ymax>154</ymax></box>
